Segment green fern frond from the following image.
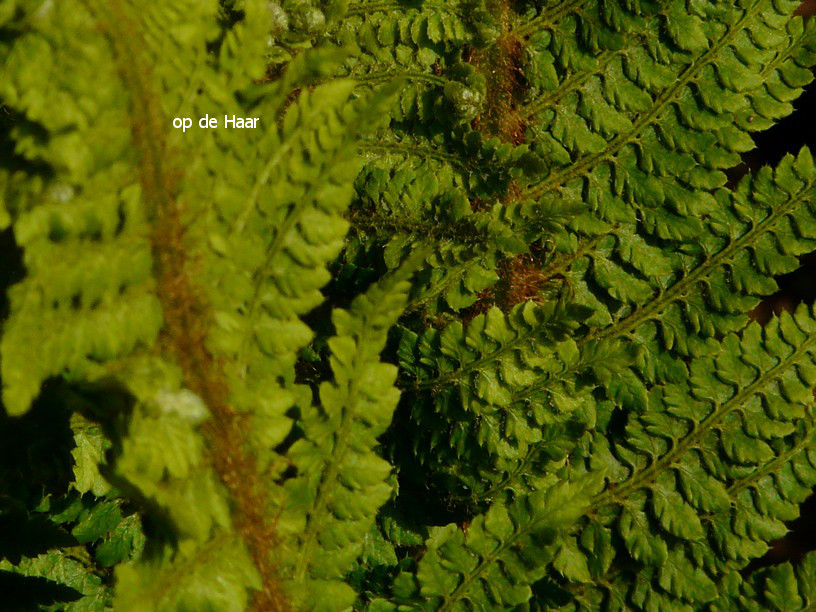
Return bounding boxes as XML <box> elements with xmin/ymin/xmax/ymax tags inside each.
<box><xmin>396</xmin><ymin>299</ymin><xmax>624</xmax><ymax>499</ymax></box>
<box><xmin>730</xmin><ymin>550</ymin><xmax>816</xmax><ymax>611</ymax></box>
<box><xmin>3</xmin><ymin>0</ymin><xmax>816</xmax><ymax>609</ymax></box>
<box><xmin>0</xmin><ymin>549</ymin><xmax>112</xmax><ymax>611</ymax></box>
<box><xmin>280</xmin><ymin>252</ymin><xmax>424</xmax><ymax>608</ymax></box>
<box><xmin>558</xmin><ymin>303</ymin><xmax>816</xmax><ymax>606</ymax></box>
<box><xmin>1</xmin><ymin>0</ymin><xmax>400</xmax><ymax>607</ymax></box>
<box><xmin>413</xmin><ymin>476</ymin><xmax>603</xmax><ymax>610</ymax></box>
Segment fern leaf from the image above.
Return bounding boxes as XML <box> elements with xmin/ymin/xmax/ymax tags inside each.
<box><xmin>526</xmin><ymin>0</ymin><xmax>813</xmax><ymax>215</ymax></box>
<box><xmin>410</xmin><ymin>145</ymin><xmax>816</xmax><ymax>496</ymax></box>
<box><xmin>0</xmin><ymin>550</ymin><xmax>111</xmax><ymax>611</ymax></box>
<box><xmin>3</xmin><ymin>0</ymin><xmax>816</xmax><ymax>609</ymax></box>
<box><xmin>397</xmin><ymin>299</ymin><xmax>625</xmax><ymax>498</ymax></box>
<box><xmin>280</xmin><ymin>252</ymin><xmax>424</xmax><ymax>608</ymax></box>
<box><xmin>70</xmin><ymin>413</ymin><xmax>112</xmax><ymax>498</ymax></box>
<box><xmin>334</xmin><ymin>3</ymin><xmax>477</xmax><ymax>124</ymax></box>
<box><xmin>1</xmin><ymin>0</ymin><xmax>399</xmax><ymax>607</ymax></box>
<box><xmin>558</xmin><ymin>304</ymin><xmax>816</xmax><ymax>606</ymax></box>
<box><xmin>738</xmin><ymin>551</ymin><xmax>816</xmax><ymax>611</ymax></box>
<box><xmin>0</xmin><ymin>489</ymin><xmax>143</xmax><ymax>611</ymax></box>
<box><xmin>581</xmin><ymin>147</ymin><xmax>816</xmax><ymax>356</ymax></box>
<box><xmin>414</xmin><ymin>476</ymin><xmax>602</xmax><ymax>610</ymax></box>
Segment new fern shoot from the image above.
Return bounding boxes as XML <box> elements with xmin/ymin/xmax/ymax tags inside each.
<box><xmin>1</xmin><ymin>0</ymin><xmax>816</xmax><ymax>610</ymax></box>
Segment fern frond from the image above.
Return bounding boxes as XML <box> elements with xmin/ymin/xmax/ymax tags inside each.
<box><xmin>559</xmin><ymin>147</ymin><xmax>816</xmax><ymax>405</ymax></box>
<box><xmin>580</xmin><ymin>147</ymin><xmax>815</xmax><ymax>350</ymax></box>
<box><xmin>423</xmin><ymin>146</ymin><xmax>816</xmax><ymax>497</ymax></box>
<box><xmin>0</xmin><ymin>0</ymin><xmax>400</xmax><ymax>607</ymax></box>
<box><xmin>279</xmin><ymin>252</ymin><xmax>424</xmax><ymax>608</ymax></box>
<box><xmin>525</xmin><ymin>0</ymin><xmax>813</xmax><ymax>211</ymax></box>
<box><xmin>396</xmin><ymin>299</ymin><xmax>623</xmax><ymax>499</ymax></box>
<box><xmin>557</xmin><ymin>304</ymin><xmax>816</xmax><ymax>606</ymax></box>
<box><xmin>732</xmin><ymin>551</ymin><xmax>816</xmax><ymax>611</ymax></box>
<box><xmin>332</xmin><ymin>2</ymin><xmax>478</xmax><ymax>124</ymax></box>
<box><xmin>70</xmin><ymin>413</ymin><xmax>112</xmax><ymax>498</ymax></box>
<box><xmin>0</xmin><ymin>549</ymin><xmax>111</xmax><ymax>611</ymax></box>
<box><xmin>397</xmin><ymin>146</ymin><xmax>816</xmax><ymax>508</ymax></box>
<box><xmin>413</xmin><ymin>476</ymin><xmax>603</xmax><ymax>610</ymax></box>
<box><xmin>3</xmin><ymin>0</ymin><xmax>816</xmax><ymax>609</ymax></box>
<box><xmin>0</xmin><ymin>487</ymin><xmax>144</xmax><ymax>611</ymax></box>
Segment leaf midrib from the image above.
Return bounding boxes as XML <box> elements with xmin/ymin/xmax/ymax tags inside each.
<box><xmin>585</xmin><ymin>181</ymin><xmax>815</xmax><ymax>346</ymax></box>
<box><xmin>726</xmin><ymin>413</ymin><xmax>815</xmax><ymax>497</ymax></box>
<box><xmin>526</xmin><ymin>0</ymin><xmax>765</xmax><ymax>200</ymax></box>
<box><xmin>293</xmin><ymin>321</ymin><xmax>375</xmax><ymax>583</ymax></box>
<box><xmin>513</xmin><ymin>0</ymin><xmax>588</xmax><ymax>39</ymax></box>
<box><xmin>594</xmin><ymin>331</ymin><xmax>816</xmax><ymax>509</ymax></box>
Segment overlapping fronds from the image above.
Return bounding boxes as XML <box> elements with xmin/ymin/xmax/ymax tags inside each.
<box><xmin>2</xmin><ymin>0</ymin><xmax>816</xmax><ymax>610</ymax></box>
<box><xmin>553</xmin><ymin>304</ymin><xmax>816</xmax><ymax>607</ymax></box>
<box><xmin>397</xmin><ymin>299</ymin><xmax>625</xmax><ymax>499</ymax></box>
<box><xmin>1</xmin><ymin>0</ymin><xmax>403</xmax><ymax>608</ymax></box>
<box><xmin>279</xmin><ymin>254</ymin><xmax>423</xmax><ymax>608</ymax></box>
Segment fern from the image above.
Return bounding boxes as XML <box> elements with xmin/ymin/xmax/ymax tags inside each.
<box><xmin>558</xmin><ymin>304</ymin><xmax>816</xmax><ymax>607</ymax></box>
<box><xmin>384</xmin><ymin>475</ymin><xmax>601</xmax><ymax>611</ymax></box>
<box><xmin>2</xmin><ymin>0</ymin><xmax>816</xmax><ymax>609</ymax></box>
<box><xmin>280</xmin><ymin>252</ymin><xmax>426</xmax><ymax>608</ymax></box>
<box><xmin>727</xmin><ymin>550</ymin><xmax>816</xmax><ymax>610</ymax></box>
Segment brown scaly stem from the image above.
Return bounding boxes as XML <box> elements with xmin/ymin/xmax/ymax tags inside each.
<box><xmin>466</xmin><ymin>0</ymin><xmax>528</xmax><ymax>144</ymax></box>
<box><xmin>93</xmin><ymin>2</ymin><xmax>287</xmax><ymax>609</ymax></box>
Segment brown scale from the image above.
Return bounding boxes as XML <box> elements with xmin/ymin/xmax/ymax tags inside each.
<box><xmin>465</xmin><ymin>0</ymin><xmax>529</xmax><ymax>146</ymax></box>
<box><xmin>99</xmin><ymin>2</ymin><xmax>288</xmax><ymax>610</ymax></box>
<box><xmin>459</xmin><ymin>1</ymin><xmax>551</xmax><ymax>320</ymax></box>
<box><xmin>461</xmin><ymin>248</ymin><xmax>557</xmax><ymax>324</ymax></box>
